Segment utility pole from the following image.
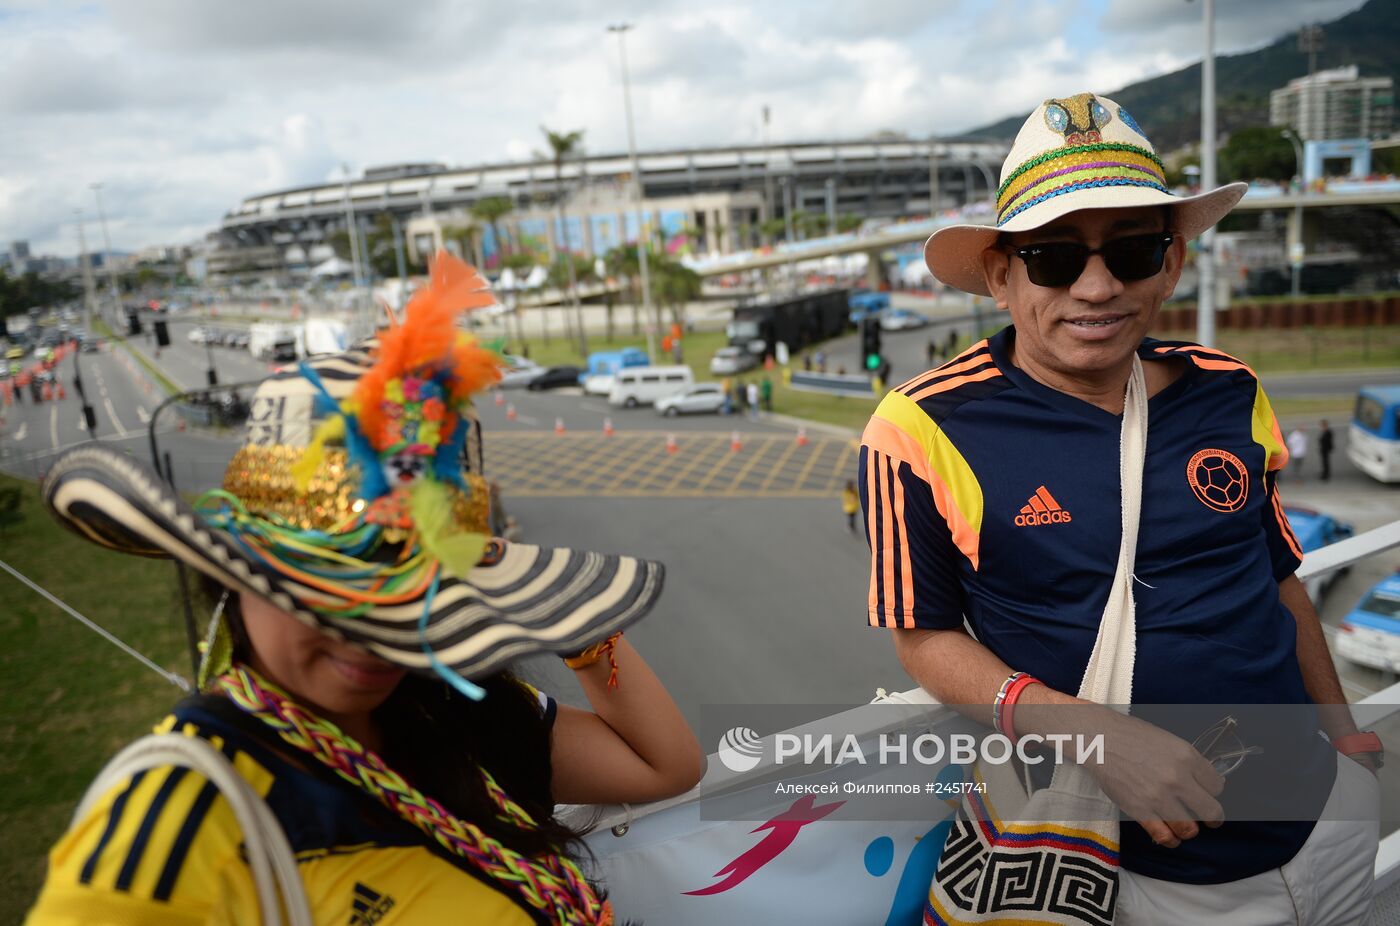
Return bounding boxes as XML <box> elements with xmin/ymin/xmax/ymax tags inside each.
<box><xmin>1196</xmin><ymin>0</ymin><xmax>1218</xmax><ymax>348</ymax></box>
<box><xmin>341</xmin><ymin>164</ymin><xmax>366</xmax><ymax>331</ymax></box>
<box><xmin>608</xmin><ymin>23</ymin><xmax>658</xmax><ymax>360</ymax></box>
<box><xmin>74</xmin><ymin>210</ymin><xmax>98</xmax><ymax>333</ymax></box>
<box><xmin>90</xmin><ymin>184</ymin><xmax>121</xmax><ymax>326</ymax></box>
<box><xmin>762</xmin><ymin>105</ymin><xmax>775</xmax><ymax>245</ymax></box>
<box><xmin>927</xmin><ymin>143</ymin><xmax>941</xmax><ymax>217</ymax></box>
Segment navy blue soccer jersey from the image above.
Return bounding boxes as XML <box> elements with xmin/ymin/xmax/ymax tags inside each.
<box><xmin>858</xmin><ymin>326</ymin><xmax>1334</xmax><ymax>884</ymax></box>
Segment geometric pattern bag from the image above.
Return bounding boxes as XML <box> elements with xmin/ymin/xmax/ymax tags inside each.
<box><xmin>926</xmin><ymin>356</ymin><xmax>1147</xmax><ymax>926</ymax></box>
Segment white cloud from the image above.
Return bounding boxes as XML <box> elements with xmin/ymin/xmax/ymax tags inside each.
<box><xmin>0</xmin><ymin>0</ymin><xmax>1371</xmax><ymax>255</ymax></box>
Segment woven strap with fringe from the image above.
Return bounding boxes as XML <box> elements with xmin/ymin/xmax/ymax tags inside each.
<box><xmin>216</xmin><ymin>665</ymin><xmax>612</xmax><ymax>926</ymax></box>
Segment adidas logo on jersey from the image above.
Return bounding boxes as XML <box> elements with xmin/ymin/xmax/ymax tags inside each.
<box><xmin>1014</xmin><ymin>486</ymin><xmax>1072</xmax><ymax>526</ymax></box>
<box><xmin>349</xmin><ymin>881</ymin><xmax>396</xmax><ymax>926</ymax></box>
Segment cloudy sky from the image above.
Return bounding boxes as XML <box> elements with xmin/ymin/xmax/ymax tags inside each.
<box><xmin>0</xmin><ymin>0</ymin><xmax>1364</xmax><ymax>258</ymax></box>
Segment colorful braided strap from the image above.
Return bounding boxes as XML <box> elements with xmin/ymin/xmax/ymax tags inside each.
<box><xmin>217</xmin><ymin>664</ymin><xmax>612</xmax><ymax>925</ymax></box>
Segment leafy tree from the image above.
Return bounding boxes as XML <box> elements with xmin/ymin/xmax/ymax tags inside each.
<box><xmin>605</xmin><ymin>245</ymin><xmax>644</xmax><ymax>336</ymax></box>
<box><xmin>1219</xmin><ymin>126</ymin><xmax>1298</xmax><ymax>184</ymax></box>
<box><xmin>836</xmin><ymin>213</ymin><xmax>864</xmax><ymax>234</ymax></box>
<box><xmin>759</xmin><ymin>217</ymin><xmax>788</xmax><ymax>244</ymax></box>
<box><xmin>441</xmin><ymin>222</ymin><xmax>484</xmax><ymax>268</ymax></box>
<box><xmin>651</xmin><ymin>254</ymin><xmax>701</xmax><ymax>327</ymax></box>
<box><xmin>0</xmin><ymin>268</ymin><xmax>80</xmax><ymax>318</ymax></box>
<box><xmin>541</xmin><ymin>125</ymin><xmax>587</xmax><ymax>354</ymax></box>
<box><xmin>470</xmin><ymin>196</ymin><xmax>515</xmax><ymax>267</ymax></box>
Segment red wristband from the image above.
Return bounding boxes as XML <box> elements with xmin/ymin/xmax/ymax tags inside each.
<box><xmin>998</xmin><ymin>674</ymin><xmax>1041</xmax><ymax>741</ymax></box>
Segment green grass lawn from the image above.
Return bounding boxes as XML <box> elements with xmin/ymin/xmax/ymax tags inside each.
<box><xmin>0</xmin><ymin>473</ymin><xmax>191</xmax><ymax>921</ymax></box>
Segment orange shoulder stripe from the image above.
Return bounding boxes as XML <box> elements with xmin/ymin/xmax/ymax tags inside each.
<box><xmin>898</xmin><ymin>340</ymin><xmax>992</xmax><ymax>394</ymax></box>
<box><xmin>907</xmin><ymin>365</ymin><xmax>1003</xmax><ymax>404</ymax></box>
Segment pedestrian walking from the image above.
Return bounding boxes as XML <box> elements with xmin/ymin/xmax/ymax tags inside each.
<box><xmin>1318</xmin><ymin>419</ymin><xmax>1334</xmax><ymax>481</ymax></box>
<box><xmin>814</xmin><ymin>349</ymin><xmax>827</xmax><ymax>373</ymax></box>
<box><xmin>802</xmin><ymin>353</ymin><xmax>813</xmax><ymax>372</ymax></box>
<box><xmin>841</xmin><ymin>480</ymin><xmax>860</xmax><ymax>533</ymax></box>
<box><xmin>746</xmin><ymin>381</ymin><xmax>760</xmax><ymax>419</ymax></box>
<box><xmin>760</xmin><ymin>376</ymin><xmax>773</xmax><ymax>412</ymax></box>
<box><xmin>1287</xmin><ymin>426</ymin><xmax>1309</xmax><ymax>481</ymax></box>
<box><xmin>945</xmin><ymin>328</ymin><xmax>958</xmax><ymax>355</ymax></box>
<box><xmin>926</xmin><ymin>337</ymin><xmax>938</xmax><ymax>367</ymax></box>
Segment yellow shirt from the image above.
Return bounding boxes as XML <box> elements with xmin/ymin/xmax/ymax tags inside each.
<box><xmin>841</xmin><ymin>487</ymin><xmax>860</xmax><ymax>515</ymax></box>
<box><xmin>27</xmin><ymin>699</ymin><xmax>550</xmax><ymax>925</ymax></box>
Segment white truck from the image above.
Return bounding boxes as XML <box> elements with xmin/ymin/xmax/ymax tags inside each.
<box><xmin>248</xmin><ymin>323</ymin><xmax>300</xmax><ymax>362</ymax></box>
<box><xmin>303</xmin><ymin>317</ymin><xmax>348</xmax><ymax>356</ymax></box>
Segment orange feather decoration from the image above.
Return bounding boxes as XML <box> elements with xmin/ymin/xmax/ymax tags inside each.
<box><xmin>353</xmin><ymin>251</ymin><xmax>502</xmax><ymax>450</ymax></box>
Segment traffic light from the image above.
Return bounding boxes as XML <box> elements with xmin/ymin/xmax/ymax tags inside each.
<box><xmin>861</xmin><ymin>317</ymin><xmax>882</xmax><ymax>371</ymax></box>
<box><xmin>154</xmin><ymin>320</ymin><xmax>170</xmax><ymax>347</ymax></box>
<box><xmin>126</xmin><ymin>310</ymin><xmax>143</xmax><ymax>336</ymax></box>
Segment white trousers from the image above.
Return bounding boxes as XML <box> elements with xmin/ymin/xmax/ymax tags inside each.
<box><xmin>1117</xmin><ymin>753</ymin><xmax>1380</xmax><ymax>925</ymax></box>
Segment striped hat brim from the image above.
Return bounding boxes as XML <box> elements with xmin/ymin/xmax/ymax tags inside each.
<box><xmin>42</xmin><ymin>444</ymin><xmax>664</xmax><ymax>682</ymax></box>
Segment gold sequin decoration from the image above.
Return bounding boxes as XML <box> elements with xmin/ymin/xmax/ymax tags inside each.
<box><xmin>221</xmin><ymin>445</ymin><xmax>491</xmax><ymax>535</ymax></box>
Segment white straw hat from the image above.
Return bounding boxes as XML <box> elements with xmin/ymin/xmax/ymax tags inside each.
<box><xmin>925</xmin><ymin>92</ymin><xmax>1246</xmax><ymax>296</ymax></box>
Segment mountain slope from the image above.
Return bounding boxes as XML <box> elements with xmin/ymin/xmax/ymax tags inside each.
<box><xmin>959</xmin><ymin>0</ymin><xmax>1399</xmax><ymax>150</ymax></box>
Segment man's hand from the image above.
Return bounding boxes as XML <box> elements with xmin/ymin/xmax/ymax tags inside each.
<box><xmin>1085</xmin><ymin>709</ymin><xmax>1226</xmax><ymax>848</ymax></box>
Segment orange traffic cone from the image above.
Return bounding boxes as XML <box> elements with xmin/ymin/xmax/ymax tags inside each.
<box><xmin>730</xmin><ymin>431</ymin><xmax>743</xmax><ymax>452</ymax></box>
<box><xmin>555</xmin><ymin>417</ymin><xmax>566</xmax><ymax>435</ymax></box>
<box><xmin>506</xmin><ymin>404</ymin><xmax>518</xmax><ymax>422</ymax></box>
<box><xmin>796</xmin><ymin>426</ymin><xmax>808</xmax><ymax>447</ymax></box>
<box><xmin>666</xmin><ymin>433</ymin><xmax>678</xmax><ymax>454</ymax></box>
<box><xmin>494</xmin><ymin>391</ymin><xmax>505</xmax><ymax>407</ymax></box>
<box><xmin>57</xmin><ymin>383</ymin><xmax>67</xmax><ymax>401</ymax></box>
<box><xmin>42</xmin><ymin>383</ymin><xmax>52</xmax><ymax>402</ymax></box>
<box><xmin>602</xmin><ymin>417</ymin><xmax>615</xmax><ymax>437</ymax></box>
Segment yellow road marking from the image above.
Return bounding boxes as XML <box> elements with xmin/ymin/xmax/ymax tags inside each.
<box><xmin>758</xmin><ymin>434</ymin><xmax>804</xmax><ymax>493</ymax></box>
<box><xmin>693</xmin><ymin>437</ymin><xmax>746</xmax><ymax>492</ymax></box>
<box><xmin>598</xmin><ymin>434</ymin><xmax>676</xmax><ymax>493</ymax></box>
<box><xmin>661</xmin><ymin>435</ymin><xmax>726</xmax><ymax>492</ymax></box>
<box><xmin>823</xmin><ymin>440</ymin><xmax>856</xmax><ymax>492</ymax></box>
<box><xmin>725</xmin><ymin>437</ymin><xmax>782</xmax><ymax>495</ymax></box>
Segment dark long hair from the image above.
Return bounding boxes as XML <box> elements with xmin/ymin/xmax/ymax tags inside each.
<box><xmin>206</xmin><ymin>580</ymin><xmax>584</xmax><ymax>860</ymax></box>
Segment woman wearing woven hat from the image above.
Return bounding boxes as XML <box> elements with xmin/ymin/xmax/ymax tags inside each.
<box><xmin>860</xmin><ymin>94</ymin><xmax>1377</xmax><ymax>924</ymax></box>
<box><xmin>26</xmin><ymin>254</ymin><xmax>703</xmax><ymax>926</ymax></box>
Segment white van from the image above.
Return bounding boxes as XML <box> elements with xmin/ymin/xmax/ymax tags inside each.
<box><xmin>608</xmin><ymin>365</ymin><xmax>694</xmax><ymax>407</ymax></box>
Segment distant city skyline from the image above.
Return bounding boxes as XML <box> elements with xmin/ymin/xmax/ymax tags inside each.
<box><xmin>0</xmin><ymin>0</ymin><xmax>1368</xmax><ymax>258</ymax></box>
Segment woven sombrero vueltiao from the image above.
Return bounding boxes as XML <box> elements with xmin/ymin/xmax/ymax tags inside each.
<box><xmin>42</xmin><ymin>255</ymin><xmax>663</xmax><ymax>690</ymax></box>
<box><xmin>925</xmin><ymin>91</ymin><xmax>1248</xmax><ymax>296</ymax></box>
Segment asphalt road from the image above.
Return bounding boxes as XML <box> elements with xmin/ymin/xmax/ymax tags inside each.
<box><xmin>4</xmin><ymin>332</ymin><xmax>1399</xmax><ymax>729</ymax></box>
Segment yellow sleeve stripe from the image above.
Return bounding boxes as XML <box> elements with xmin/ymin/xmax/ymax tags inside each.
<box><xmin>1250</xmin><ymin>381</ymin><xmax>1289</xmax><ymax>475</ymax></box>
<box><xmin>868</xmin><ymin>390</ymin><xmax>984</xmax><ymax>569</ymax></box>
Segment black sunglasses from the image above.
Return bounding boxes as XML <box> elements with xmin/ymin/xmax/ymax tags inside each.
<box><xmin>1006</xmin><ymin>232</ymin><xmax>1175</xmax><ymax>288</ymax></box>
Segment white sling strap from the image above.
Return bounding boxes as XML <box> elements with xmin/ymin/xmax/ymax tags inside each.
<box><xmin>75</xmin><ymin>732</ymin><xmax>314</xmax><ymax>926</ymax></box>
<box><xmin>1077</xmin><ymin>353</ymin><xmax>1147</xmax><ymax>707</ymax></box>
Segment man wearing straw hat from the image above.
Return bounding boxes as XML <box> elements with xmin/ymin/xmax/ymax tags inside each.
<box><xmin>859</xmin><ymin>93</ymin><xmax>1379</xmax><ymax>923</ymax></box>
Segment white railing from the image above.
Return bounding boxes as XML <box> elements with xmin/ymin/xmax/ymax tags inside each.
<box><xmin>577</xmin><ymin>518</ymin><xmax>1400</xmax><ymax>889</ymax></box>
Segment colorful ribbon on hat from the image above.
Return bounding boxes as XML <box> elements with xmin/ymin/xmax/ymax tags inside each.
<box><xmin>996</xmin><ymin>141</ymin><xmax>1168</xmax><ymax>226</ymax></box>
<box><xmin>217</xmin><ymin>664</ymin><xmax>613</xmax><ymax>925</ymax></box>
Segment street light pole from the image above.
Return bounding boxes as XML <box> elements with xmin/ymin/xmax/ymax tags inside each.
<box><xmin>1281</xmin><ymin>128</ymin><xmax>1305</xmax><ymax>297</ymax></box>
<box><xmin>608</xmin><ymin>22</ymin><xmax>659</xmax><ymax>361</ymax></box>
<box><xmin>90</xmin><ymin>184</ymin><xmax>122</xmax><ymax>326</ymax></box>
<box><xmin>927</xmin><ymin>143</ymin><xmax>941</xmax><ymax>217</ymax></box>
<box><xmin>341</xmin><ymin>163</ymin><xmax>365</xmax><ymax>330</ymax></box>
<box><xmin>74</xmin><ymin>210</ymin><xmax>98</xmax><ymax>333</ymax></box>
<box><xmin>1196</xmin><ymin>0</ymin><xmax>1218</xmax><ymax>347</ymax></box>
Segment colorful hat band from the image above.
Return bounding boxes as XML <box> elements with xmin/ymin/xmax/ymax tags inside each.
<box><xmin>221</xmin><ymin>444</ymin><xmax>490</xmax><ymax>534</ymax></box>
<box><xmin>996</xmin><ymin>142</ymin><xmax>1168</xmax><ymax>226</ymax></box>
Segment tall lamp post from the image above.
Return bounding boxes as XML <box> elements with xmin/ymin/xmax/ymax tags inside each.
<box><xmin>74</xmin><ymin>210</ymin><xmax>99</xmax><ymax>333</ymax></box>
<box><xmin>1191</xmin><ymin>0</ymin><xmax>1218</xmax><ymax>347</ymax></box>
<box><xmin>607</xmin><ymin>22</ymin><xmax>659</xmax><ymax>361</ymax></box>
<box><xmin>1281</xmin><ymin>128</ymin><xmax>1305</xmax><ymax>297</ymax></box>
<box><xmin>90</xmin><ymin>184</ymin><xmax>122</xmax><ymax>327</ymax></box>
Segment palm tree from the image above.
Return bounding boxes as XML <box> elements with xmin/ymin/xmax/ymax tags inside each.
<box><xmin>440</xmin><ymin>221</ymin><xmax>484</xmax><ymax>268</ymax></box>
<box><xmin>541</xmin><ymin>126</ymin><xmax>588</xmax><ymax>356</ymax></box>
<box><xmin>470</xmin><ymin>196</ymin><xmax>514</xmax><ymax>270</ymax></box>
<box><xmin>606</xmin><ymin>246</ymin><xmax>643</xmax><ymax>337</ymax></box>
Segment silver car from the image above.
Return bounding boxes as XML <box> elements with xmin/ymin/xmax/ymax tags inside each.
<box><xmin>709</xmin><ymin>346</ymin><xmax>759</xmax><ymax>375</ymax></box>
<box><xmin>655</xmin><ymin>383</ymin><xmax>726</xmax><ymax>416</ymax></box>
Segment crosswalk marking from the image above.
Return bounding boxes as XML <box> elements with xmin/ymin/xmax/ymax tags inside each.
<box><xmin>484</xmin><ymin>432</ymin><xmax>859</xmax><ymax>498</ymax></box>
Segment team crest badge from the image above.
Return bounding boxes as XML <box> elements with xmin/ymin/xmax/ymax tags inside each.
<box><xmin>1186</xmin><ymin>449</ymin><xmax>1249</xmax><ymax>512</ymax></box>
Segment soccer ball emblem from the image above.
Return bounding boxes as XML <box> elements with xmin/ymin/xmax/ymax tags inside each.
<box><xmin>1186</xmin><ymin>449</ymin><xmax>1249</xmax><ymax>513</ymax></box>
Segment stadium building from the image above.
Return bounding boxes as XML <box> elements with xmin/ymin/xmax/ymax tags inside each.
<box><xmin>208</xmin><ymin>138</ymin><xmax>1006</xmax><ymax>281</ymax></box>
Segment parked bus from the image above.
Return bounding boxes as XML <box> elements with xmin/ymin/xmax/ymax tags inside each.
<box><xmin>1348</xmin><ymin>385</ymin><xmax>1400</xmax><ymax>483</ymax></box>
<box><xmin>727</xmin><ymin>289</ymin><xmax>849</xmax><ymax>360</ymax></box>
